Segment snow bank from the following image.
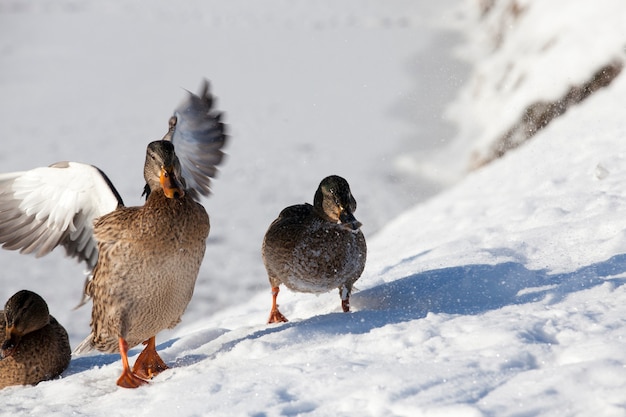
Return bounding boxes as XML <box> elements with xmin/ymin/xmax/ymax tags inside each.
<box><xmin>425</xmin><ymin>0</ymin><xmax>626</xmax><ymax>178</ymax></box>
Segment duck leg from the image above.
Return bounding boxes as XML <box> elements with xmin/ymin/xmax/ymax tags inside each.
<box><xmin>116</xmin><ymin>338</ymin><xmax>148</xmax><ymax>388</ymax></box>
<box><xmin>267</xmin><ymin>286</ymin><xmax>288</xmax><ymax>324</ymax></box>
<box><xmin>132</xmin><ymin>336</ymin><xmax>169</xmax><ymax>380</ymax></box>
<box><xmin>340</xmin><ymin>285</ymin><xmax>351</xmax><ymax>312</ymax></box>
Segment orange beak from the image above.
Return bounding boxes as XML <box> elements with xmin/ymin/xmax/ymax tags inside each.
<box><xmin>159</xmin><ymin>166</ymin><xmax>185</xmax><ymax>199</ymax></box>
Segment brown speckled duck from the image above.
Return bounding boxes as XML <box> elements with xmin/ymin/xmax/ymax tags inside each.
<box><xmin>0</xmin><ymin>290</ymin><xmax>71</xmax><ymax>389</ymax></box>
<box><xmin>262</xmin><ymin>175</ymin><xmax>367</xmax><ymax>323</ymax></box>
<box><xmin>0</xmin><ymin>80</ymin><xmax>227</xmax><ymax>388</ymax></box>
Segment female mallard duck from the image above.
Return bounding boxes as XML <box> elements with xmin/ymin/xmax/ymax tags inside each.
<box><xmin>1</xmin><ymin>290</ymin><xmax>71</xmax><ymax>389</ymax></box>
<box><xmin>0</xmin><ymin>80</ymin><xmax>227</xmax><ymax>388</ymax></box>
<box><xmin>262</xmin><ymin>175</ymin><xmax>367</xmax><ymax>323</ymax></box>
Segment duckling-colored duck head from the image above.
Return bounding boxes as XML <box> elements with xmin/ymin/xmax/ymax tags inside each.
<box><xmin>313</xmin><ymin>175</ymin><xmax>362</xmax><ymax>231</ymax></box>
<box><xmin>1</xmin><ymin>290</ymin><xmax>50</xmax><ymax>358</ymax></box>
<box><xmin>143</xmin><ymin>140</ymin><xmax>186</xmax><ymax>199</ymax></box>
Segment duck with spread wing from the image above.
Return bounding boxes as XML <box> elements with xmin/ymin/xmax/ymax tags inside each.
<box><xmin>0</xmin><ymin>80</ymin><xmax>227</xmax><ymax>388</ymax></box>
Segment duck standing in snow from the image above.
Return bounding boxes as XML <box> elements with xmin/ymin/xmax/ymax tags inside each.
<box><xmin>0</xmin><ymin>290</ymin><xmax>71</xmax><ymax>389</ymax></box>
<box><xmin>262</xmin><ymin>175</ymin><xmax>367</xmax><ymax>323</ymax></box>
<box><xmin>0</xmin><ymin>80</ymin><xmax>227</xmax><ymax>388</ymax></box>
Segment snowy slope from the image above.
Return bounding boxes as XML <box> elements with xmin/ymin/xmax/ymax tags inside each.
<box><xmin>1</xmin><ymin>0</ymin><xmax>626</xmax><ymax>416</ymax></box>
<box><xmin>3</xmin><ymin>61</ymin><xmax>625</xmax><ymax>417</ymax></box>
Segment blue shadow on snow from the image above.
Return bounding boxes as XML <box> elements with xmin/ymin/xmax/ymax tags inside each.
<box><xmin>350</xmin><ymin>253</ymin><xmax>626</xmax><ymax>324</ymax></box>
<box><xmin>62</xmin><ymin>253</ymin><xmax>626</xmax><ymax>376</ymax></box>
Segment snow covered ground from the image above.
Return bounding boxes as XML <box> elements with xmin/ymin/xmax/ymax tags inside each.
<box><xmin>1</xmin><ymin>0</ymin><xmax>626</xmax><ymax>416</ymax></box>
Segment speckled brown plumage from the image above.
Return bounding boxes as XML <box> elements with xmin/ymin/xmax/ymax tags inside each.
<box><xmin>83</xmin><ymin>189</ymin><xmax>209</xmax><ymax>353</ymax></box>
<box><xmin>72</xmin><ymin>140</ymin><xmax>211</xmax><ymax>388</ymax></box>
<box><xmin>262</xmin><ymin>175</ymin><xmax>367</xmax><ymax>323</ymax></box>
<box><xmin>0</xmin><ymin>290</ymin><xmax>71</xmax><ymax>389</ymax></box>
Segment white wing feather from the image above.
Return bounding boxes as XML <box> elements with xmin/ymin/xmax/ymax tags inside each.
<box><xmin>0</xmin><ymin>161</ymin><xmax>121</xmax><ymax>268</ymax></box>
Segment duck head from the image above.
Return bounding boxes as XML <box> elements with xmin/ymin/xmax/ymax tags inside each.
<box><xmin>314</xmin><ymin>175</ymin><xmax>362</xmax><ymax>231</ymax></box>
<box><xmin>1</xmin><ymin>290</ymin><xmax>50</xmax><ymax>358</ymax></box>
<box><xmin>143</xmin><ymin>140</ymin><xmax>186</xmax><ymax>199</ymax></box>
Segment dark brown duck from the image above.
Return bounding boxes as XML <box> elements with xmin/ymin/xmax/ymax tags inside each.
<box><xmin>262</xmin><ymin>175</ymin><xmax>367</xmax><ymax>323</ymax></box>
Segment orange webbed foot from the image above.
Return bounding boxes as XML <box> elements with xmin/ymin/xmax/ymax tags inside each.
<box><xmin>267</xmin><ymin>308</ymin><xmax>289</xmax><ymax>324</ymax></box>
<box><xmin>117</xmin><ymin>337</ymin><xmax>149</xmax><ymax>388</ymax></box>
<box><xmin>267</xmin><ymin>286</ymin><xmax>288</xmax><ymax>324</ymax></box>
<box><xmin>117</xmin><ymin>368</ymin><xmax>149</xmax><ymax>388</ymax></box>
<box><xmin>132</xmin><ymin>336</ymin><xmax>169</xmax><ymax>380</ymax></box>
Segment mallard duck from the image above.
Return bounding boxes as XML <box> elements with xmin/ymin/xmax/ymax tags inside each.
<box><xmin>0</xmin><ymin>80</ymin><xmax>227</xmax><ymax>388</ymax></box>
<box><xmin>1</xmin><ymin>290</ymin><xmax>71</xmax><ymax>389</ymax></box>
<box><xmin>262</xmin><ymin>175</ymin><xmax>367</xmax><ymax>323</ymax></box>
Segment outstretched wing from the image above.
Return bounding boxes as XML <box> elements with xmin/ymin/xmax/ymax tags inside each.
<box><xmin>163</xmin><ymin>79</ymin><xmax>228</xmax><ymax>200</ymax></box>
<box><xmin>0</xmin><ymin>161</ymin><xmax>122</xmax><ymax>269</ymax></box>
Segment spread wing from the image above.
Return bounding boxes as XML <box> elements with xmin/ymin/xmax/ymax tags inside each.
<box><xmin>0</xmin><ymin>161</ymin><xmax>122</xmax><ymax>269</ymax></box>
<box><xmin>163</xmin><ymin>79</ymin><xmax>228</xmax><ymax>200</ymax></box>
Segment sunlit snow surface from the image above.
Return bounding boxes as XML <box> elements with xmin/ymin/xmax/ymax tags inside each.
<box><xmin>0</xmin><ymin>1</ymin><xmax>625</xmax><ymax>416</ymax></box>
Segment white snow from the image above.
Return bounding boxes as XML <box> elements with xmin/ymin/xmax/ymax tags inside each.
<box><xmin>442</xmin><ymin>0</ymin><xmax>626</xmax><ymax>173</ymax></box>
<box><xmin>1</xmin><ymin>0</ymin><xmax>625</xmax><ymax>416</ymax></box>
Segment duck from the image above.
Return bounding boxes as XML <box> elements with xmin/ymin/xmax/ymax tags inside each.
<box><xmin>0</xmin><ymin>290</ymin><xmax>71</xmax><ymax>389</ymax></box>
<box><xmin>0</xmin><ymin>80</ymin><xmax>227</xmax><ymax>388</ymax></box>
<box><xmin>262</xmin><ymin>175</ymin><xmax>367</xmax><ymax>323</ymax></box>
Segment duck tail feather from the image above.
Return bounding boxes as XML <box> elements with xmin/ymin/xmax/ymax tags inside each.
<box><xmin>73</xmin><ymin>334</ymin><xmax>96</xmax><ymax>355</ymax></box>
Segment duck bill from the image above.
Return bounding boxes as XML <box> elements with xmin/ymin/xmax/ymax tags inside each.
<box><xmin>159</xmin><ymin>166</ymin><xmax>185</xmax><ymax>199</ymax></box>
<box><xmin>1</xmin><ymin>326</ymin><xmax>20</xmax><ymax>358</ymax></box>
<box><xmin>339</xmin><ymin>210</ymin><xmax>362</xmax><ymax>231</ymax></box>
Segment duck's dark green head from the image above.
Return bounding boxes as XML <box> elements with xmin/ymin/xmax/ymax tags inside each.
<box><xmin>314</xmin><ymin>175</ymin><xmax>362</xmax><ymax>230</ymax></box>
<box><xmin>143</xmin><ymin>140</ymin><xmax>186</xmax><ymax>199</ymax></box>
<box><xmin>1</xmin><ymin>290</ymin><xmax>50</xmax><ymax>358</ymax></box>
